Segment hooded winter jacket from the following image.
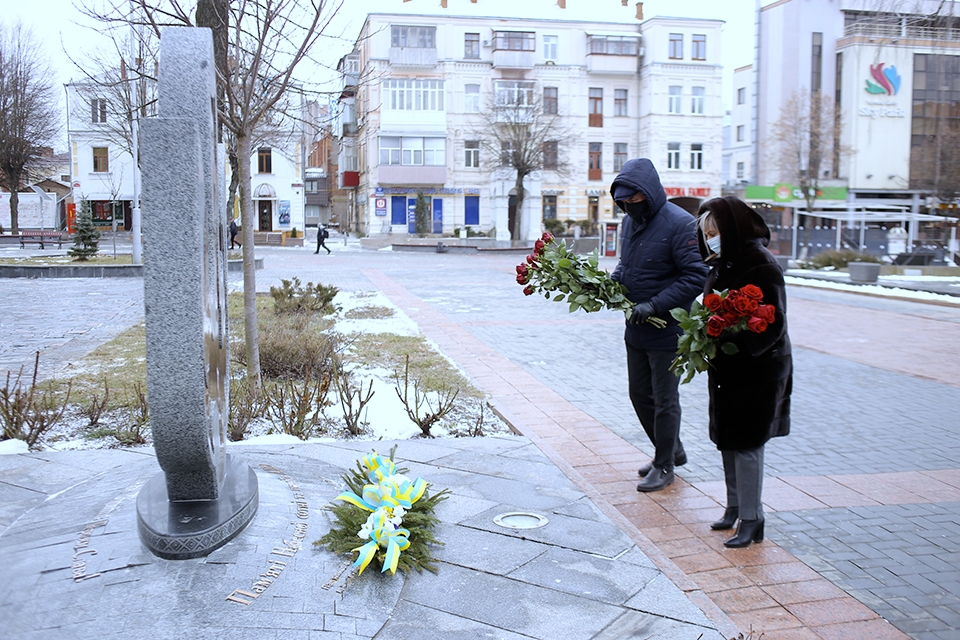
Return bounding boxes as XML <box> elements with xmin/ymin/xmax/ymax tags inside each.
<box><xmin>697</xmin><ymin>196</ymin><xmax>792</xmax><ymax>451</ymax></box>
<box><xmin>610</xmin><ymin>158</ymin><xmax>708</xmax><ymax>351</ymax></box>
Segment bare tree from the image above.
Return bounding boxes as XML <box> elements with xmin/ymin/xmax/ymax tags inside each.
<box><xmin>470</xmin><ymin>82</ymin><xmax>574</xmax><ymax>240</ymax></box>
<box><xmin>768</xmin><ymin>89</ymin><xmax>847</xmax><ymax>248</ymax></box>
<box><xmin>80</xmin><ymin>0</ymin><xmax>343</xmax><ymax>388</ymax></box>
<box><xmin>0</xmin><ymin>22</ymin><xmax>60</xmax><ymax>234</ymax></box>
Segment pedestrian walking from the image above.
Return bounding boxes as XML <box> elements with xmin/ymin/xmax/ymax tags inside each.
<box><xmin>696</xmin><ymin>196</ymin><xmax>793</xmax><ymax>548</ymax></box>
<box><xmin>229</xmin><ymin>218</ymin><xmax>240</xmax><ymax>249</ymax></box>
<box><xmin>315</xmin><ymin>224</ymin><xmax>331</xmax><ymax>254</ymax></box>
<box><xmin>610</xmin><ymin>158</ymin><xmax>708</xmax><ymax>492</ymax></box>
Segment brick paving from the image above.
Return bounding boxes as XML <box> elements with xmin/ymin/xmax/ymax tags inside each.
<box><xmin>2</xmin><ymin>244</ymin><xmax>959</xmax><ymax>639</ymax></box>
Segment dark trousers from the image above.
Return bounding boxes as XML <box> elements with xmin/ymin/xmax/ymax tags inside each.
<box><xmin>626</xmin><ymin>343</ymin><xmax>683</xmax><ymax>471</ymax></box>
<box><xmin>721</xmin><ymin>446</ymin><xmax>765</xmax><ymax>521</ymax></box>
<box><xmin>316</xmin><ymin>238</ymin><xmax>330</xmax><ymax>253</ymax></box>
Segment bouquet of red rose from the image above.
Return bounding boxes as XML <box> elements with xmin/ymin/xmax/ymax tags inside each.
<box><xmin>668</xmin><ymin>285</ymin><xmax>776</xmax><ymax>384</ymax></box>
<box><xmin>516</xmin><ymin>232</ymin><xmax>666</xmax><ymax>327</ymax></box>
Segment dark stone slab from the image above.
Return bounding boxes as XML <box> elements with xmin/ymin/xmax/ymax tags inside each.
<box><xmin>136</xmin><ymin>454</ymin><xmax>259</xmax><ymax>559</ymax></box>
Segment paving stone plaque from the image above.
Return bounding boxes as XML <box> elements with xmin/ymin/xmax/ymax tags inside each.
<box><xmin>137</xmin><ymin>26</ymin><xmax>257</xmax><ymax>559</ymax></box>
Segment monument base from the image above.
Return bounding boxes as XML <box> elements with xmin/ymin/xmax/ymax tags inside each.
<box><xmin>136</xmin><ymin>454</ymin><xmax>259</xmax><ymax>559</ymax></box>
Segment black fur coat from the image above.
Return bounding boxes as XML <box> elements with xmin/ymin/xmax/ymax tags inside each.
<box><xmin>698</xmin><ymin>197</ymin><xmax>792</xmax><ymax>451</ymax></box>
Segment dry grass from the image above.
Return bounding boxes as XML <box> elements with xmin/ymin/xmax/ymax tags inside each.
<box><xmin>0</xmin><ymin>253</ymin><xmax>133</xmax><ymax>265</ymax></box>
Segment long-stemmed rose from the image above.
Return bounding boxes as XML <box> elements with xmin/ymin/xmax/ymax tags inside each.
<box><xmin>516</xmin><ymin>232</ymin><xmax>666</xmax><ymax>327</ymax></box>
<box><xmin>669</xmin><ymin>286</ymin><xmax>776</xmax><ymax>383</ymax></box>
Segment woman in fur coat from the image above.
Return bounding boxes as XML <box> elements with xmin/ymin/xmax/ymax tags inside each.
<box><xmin>696</xmin><ymin>196</ymin><xmax>793</xmax><ymax>548</ymax></box>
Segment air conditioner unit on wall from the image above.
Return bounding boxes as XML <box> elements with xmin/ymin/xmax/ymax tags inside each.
<box><xmin>482</xmin><ymin>39</ymin><xmax>491</xmax><ymax>47</ymax></box>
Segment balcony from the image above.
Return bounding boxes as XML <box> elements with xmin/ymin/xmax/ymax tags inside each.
<box><xmin>586</xmin><ymin>55</ymin><xmax>638</xmax><ymax>75</ymax></box>
<box><xmin>389</xmin><ymin>47</ymin><xmax>438</xmax><ymax>68</ymax></box>
<box><xmin>493</xmin><ymin>49</ymin><xmax>535</xmax><ymax>69</ymax></box>
<box><xmin>377</xmin><ymin>165</ymin><xmax>446</xmax><ymax>185</ymax></box>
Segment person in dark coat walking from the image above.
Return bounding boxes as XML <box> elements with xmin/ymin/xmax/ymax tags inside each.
<box><xmin>229</xmin><ymin>218</ymin><xmax>239</xmax><ymax>249</ymax></box>
<box><xmin>610</xmin><ymin>158</ymin><xmax>708</xmax><ymax>492</ymax></box>
<box><xmin>696</xmin><ymin>196</ymin><xmax>792</xmax><ymax>548</ymax></box>
<box><xmin>315</xmin><ymin>224</ymin><xmax>331</xmax><ymax>254</ymax></box>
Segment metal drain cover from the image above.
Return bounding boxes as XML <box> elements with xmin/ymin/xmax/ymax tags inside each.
<box><xmin>493</xmin><ymin>512</ymin><xmax>549</xmax><ymax>529</ymax></box>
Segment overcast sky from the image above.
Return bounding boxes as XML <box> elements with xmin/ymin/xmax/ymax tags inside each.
<box><xmin>7</xmin><ymin>0</ymin><xmax>760</xmax><ymax>152</ymax></box>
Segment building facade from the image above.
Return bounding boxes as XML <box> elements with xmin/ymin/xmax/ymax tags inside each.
<box><xmin>337</xmin><ymin>12</ymin><xmax>723</xmax><ymax>242</ymax></box>
<box><xmin>743</xmin><ymin>0</ymin><xmax>960</xmax><ymax>257</ymax></box>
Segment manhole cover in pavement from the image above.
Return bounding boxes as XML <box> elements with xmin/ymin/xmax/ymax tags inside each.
<box><xmin>493</xmin><ymin>512</ymin><xmax>549</xmax><ymax>529</ymax></box>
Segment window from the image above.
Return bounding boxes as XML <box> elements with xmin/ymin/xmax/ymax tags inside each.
<box><xmin>692</xmin><ymin>34</ymin><xmax>706</xmax><ymax>60</ymax></box>
<box><xmin>543</xmin><ymin>87</ymin><xmax>558</xmax><ymax>114</ymax></box>
<box><xmin>500</xmin><ymin>140</ymin><xmax>514</xmax><ymax>167</ymax></box>
<box><xmin>465</xmin><ymin>83</ymin><xmax>480</xmax><ymax>113</ymax></box>
<box><xmin>737</xmin><ymin>87</ymin><xmax>746</xmax><ymax>105</ymax></box>
<box><xmin>382</xmin><ymin>79</ymin><xmax>445</xmax><ymax>111</ymax></box>
<box><xmin>691</xmin><ymin>86</ymin><xmax>705</xmax><ymax>115</ymax></box>
<box><xmin>588</xmin><ymin>142</ymin><xmax>602</xmax><ymax>180</ymax></box>
<box><xmin>589</xmin><ymin>88</ymin><xmax>603</xmax><ymax>127</ymax></box>
<box><xmin>736</xmin><ymin>162</ymin><xmax>745</xmax><ymax>180</ymax></box>
<box><xmin>669</xmin><ymin>33</ymin><xmax>683</xmax><ymax>59</ymax></box>
<box><xmin>542</xmin><ymin>195</ymin><xmax>557</xmax><ymax>219</ymax></box>
<box><xmin>588</xmin><ymin>35</ymin><xmax>639</xmax><ymax>56</ymax></box>
<box><xmin>667</xmin><ymin>142</ymin><xmax>680</xmax><ymax>169</ymax></box>
<box><xmin>668</xmin><ymin>86</ymin><xmax>682</xmax><ymax>114</ymax></box>
<box><xmin>614</xmin><ymin>89</ymin><xmax>628</xmax><ymax>116</ymax></box>
<box><xmin>91</xmin><ymin>98</ymin><xmax>107</xmax><ymax>124</ymax></box>
<box><xmin>305</xmin><ymin>179</ymin><xmax>319</xmax><ymax>192</ymax></box>
<box><xmin>402</xmin><ymin>137</ymin><xmax>423</xmax><ymax>165</ymax></box>
<box><xmin>391</xmin><ymin>25</ymin><xmax>436</xmax><ymax>48</ymax></box>
<box><xmin>424</xmin><ymin>138</ymin><xmax>445</xmax><ymax>166</ymax></box>
<box><xmin>811</xmin><ymin>32</ymin><xmax>823</xmax><ymax>92</ymax></box>
<box><xmin>690</xmin><ymin>143</ymin><xmax>703</xmax><ymax>170</ymax></box>
<box><xmin>380</xmin><ymin>136</ymin><xmax>401</xmax><ymax>165</ymax></box>
<box><xmin>494</xmin><ymin>80</ymin><xmax>535</xmax><ymax>107</ymax></box>
<box><xmin>542</xmin><ymin>140</ymin><xmax>558</xmax><ymax>169</ymax></box>
<box><xmin>464</xmin><ymin>33</ymin><xmax>480</xmax><ymax>59</ymax></box>
<box><xmin>543</xmin><ymin>35</ymin><xmax>558</xmax><ymax>60</ymax></box>
<box><xmin>493</xmin><ymin>31</ymin><xmax>535</xmax><ymax>51</ymax></box>
<box><xmin>257</xmin><ymin>148</ymin><xmax>272</xmax><ymax>173</ymax></box>
<box><xmin>736</xmin><ymin>125</ymin><xmax>745</xmax><ymax>142</ymax></box>
<box><xmin>92</xmin><ymin>147</ymin><xmax>109</xmax><ymax>172</ymax></box>
<box><xmin>614</xmin><ymin>143</ymin><xmax>628</xmax><ymax>171</ymax></box>
<box><xmin>465</xmin><ymin>140</ymin><xmax>480</xmax><ymax>168</ymax></box>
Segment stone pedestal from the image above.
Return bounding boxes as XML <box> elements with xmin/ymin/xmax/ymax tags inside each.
<box><xmin>849</xmin><ymin>262</ymin><xmax>881</xmax><ymax>283</ymax></box>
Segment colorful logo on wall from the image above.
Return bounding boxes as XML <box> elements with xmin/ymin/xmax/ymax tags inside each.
<box><xmin>865</xmin><ymin>63</ymin><xmax>901</xmax><ymax>95</ymax></box>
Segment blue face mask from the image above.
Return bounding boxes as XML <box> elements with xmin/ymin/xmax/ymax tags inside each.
<box><xmin>706</xmin><ymin>235</ymin><xmax>721</xmax><ymax>255</ymax></box>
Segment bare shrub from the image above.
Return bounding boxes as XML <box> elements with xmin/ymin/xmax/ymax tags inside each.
<box><xmin>228</xmin><ymin>375</ymin><xmax>269</xmax><ymax>441</ymax></box>
<box><xmin>269</xmin><ymin>277</ymin><xmax>339</xmax><ymax>316</ymax></box>
<box><xmin>265</xmin><ymin>371</ymin><xmax>332</xmax><ymax>440</ymax></box>
<box><xmin>236</xmin><ymin>314</ymin><xmax>337</xmax><ymax>380</ymax></box>
<box><xmin>394</xmin><ymin>355</ymin><xmax>459</xmax><ymax>437</ymax></box>
<box><xmin>333</xmin><ymin>358</ymin><xmax>375</xmax><ymax>436</ymax></box>
<box><xmin>0</xmin><ymin>352</ymin><xmax>72</xmax><ymax>449</ymax></box>
<box><xmin>116</xmin><ymin>381</ymin><xmax>148</xmax><ymax>446</ymax></box>
<box><xmin>80</xmin><ymin>378</ymin><xmax>110</xmax><ymax>427</ymax></box>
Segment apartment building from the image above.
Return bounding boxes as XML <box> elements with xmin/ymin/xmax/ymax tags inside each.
<box><xmin>743</xmin><ymin>0</ymin><xmax>960</xmax><ymax>256</ymax></box>
<box><xmin>337</xmin><ymin>12</ymin><xmax>723</xmax><ymax>242</ymax></box>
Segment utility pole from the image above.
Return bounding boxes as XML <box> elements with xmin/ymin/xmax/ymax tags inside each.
<box><xmin>129</xmin><ymin>3</ymin><xmax>143</xmax><ymax>264</ymax></box>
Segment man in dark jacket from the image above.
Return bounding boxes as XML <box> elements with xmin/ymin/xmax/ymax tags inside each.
<box><xmin>610</xmin><ymin>158</ymin><xmax>708</xmax><ymax>492</ymax></box>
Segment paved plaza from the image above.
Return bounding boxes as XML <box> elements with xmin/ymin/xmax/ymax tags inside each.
<box><xmin>1</xmin><ymin>240</ymin><xmax>959</xmax><ymax>639</ymax></box>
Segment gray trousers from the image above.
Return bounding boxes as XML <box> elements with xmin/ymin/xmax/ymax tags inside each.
<box><xmin>721</xmin><ymin>446</ymin><xmax>764</xmax><ymax>521</ymax></box>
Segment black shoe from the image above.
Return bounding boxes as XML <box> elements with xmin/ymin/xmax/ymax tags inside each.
<box><xmin>710</xmin><ymin>507</ymin><xmax>739</xmax><ymax>530</ymax></box>
<box><xmin>724</xmin><ymin>518</ymin><xmax>764</xmax><ymax>548</ymax></box>
<box><xmin>636</xmin><ymin>467</ymin><xmax>675</xmax><ymax>492</ymax></box>
<box><xmin>314</xmin><ymin>251</ymin><xmax>319</xmax><ymax>254</ymax></box>
<box><xmin>638</xmin><ymin>449</ymin><xmax>688</xmax><ymax>477</ymax></box>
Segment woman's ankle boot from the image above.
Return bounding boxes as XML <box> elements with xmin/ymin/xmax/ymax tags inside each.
<box><xmin>724</xmin><ymin>518</ymin><xmax>764</xmax><ymax>548</ymax></box>
<box><xmin>710</xmin><ymin>507</ymin><xmax>739</xmax><ymax>530</ymax></box>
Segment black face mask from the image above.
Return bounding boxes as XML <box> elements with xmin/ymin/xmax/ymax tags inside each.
<box><xmin>623</xmin><ymin>200</ymin><xmax>651</xmax><ymax>223</ymax></box>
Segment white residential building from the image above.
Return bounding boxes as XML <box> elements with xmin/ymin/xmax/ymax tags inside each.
<box><xmin>337</xmin><ymin>12</ymin><xmax>724</xmax><ymax>242</ymax></box>
<box><xmin>723</xmin><ymin>64</ymin><xmax>753</xmax><ymax>190</ymax></box>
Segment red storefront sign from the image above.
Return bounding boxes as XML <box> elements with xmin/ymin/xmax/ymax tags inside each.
<box><xmin>663</xmin><ymin>187</ymin><xmax>712</xmax><ymax>198</ymax></box>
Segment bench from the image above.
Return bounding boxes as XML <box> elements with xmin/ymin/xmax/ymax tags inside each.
<box><xmin>19</xmin><ymin>230</ymin><xmax>64</xmax><ymax>249</ymax></box>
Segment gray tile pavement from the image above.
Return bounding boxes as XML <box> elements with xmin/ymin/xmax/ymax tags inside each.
<box><xmin>0</xmin><ymin>437</ymin><xmax>726</xmax><ymax>639</ymax></box>
<box><xmin>2</xmin><ymin>244</ymin><xmax>960</xmax><ymax>638</ymax></box>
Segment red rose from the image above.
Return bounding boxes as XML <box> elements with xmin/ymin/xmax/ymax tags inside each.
<box><xmin>756</xmin><ymin>304</ymin><xmax>776</xmax><ymax>323</ymax></box>
<box><xmin>741</xmin><ymin>284</ymin><xmax>764</xmax><ymax>301</ymax></box>
<box><xmin>541</xmin><ymin>232</ymin><xmax>554</xmax><ymax>243</ymax></box>
<box><xmin>523</xmin><ymin>285</ymin><xmax>535</xmax><ymax>296</ymax></box>
<box><xmin>703</xmin><ymin>293</ymin><xmax>723</xmax><ymax>311</ymax></box>
<box><xmin>516</xmin><ymin>273</ymin><xmax>529</xmax><ymax>285</ymax></box>
<box><xmin>516</xmin><ymin>263</ymin><xmax>529</xmax><ymax>276</ymax></box>
<box><xmin>746</xmin><ymin>299</ymin><xmax>760</xmax><ymax>314</ymax></box>
<box><xmin>526</xmin><ymin>254</ymin><xmax>538</xmax><ymax>265</ymax></box>
<box><xmin>535</xmin><ymin>239</ymin><xmax>545</xmax><ymax>254</ymax></box>
<box><xmin>747</xmin><ymin>316</ymin><xmax>768</xmax><ymax>333</ymax></box>
<box><xmin>721</xmin><ymin>311</ymin><xmax>739</xmax><ymax>325</ymax></box>
<box><xmin>733</xmin><ymin>296</ymin><xmax>753</xmax><ymax>314</ymax></box>
<box><xmin>706</xmin><ymin>314</ymin><xmax>726</xmax><ymax>337</ymax></box>
<box><xmin>721</xmin><ymin>297</ymin><xmax>736</xmax><ymax>313</ymax></box>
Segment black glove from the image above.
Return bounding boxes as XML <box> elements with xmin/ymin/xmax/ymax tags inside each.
<box><xmin>629</xmin><ymin>302</ymin><xmax>656</xmax><ymax>325</ymax></box>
